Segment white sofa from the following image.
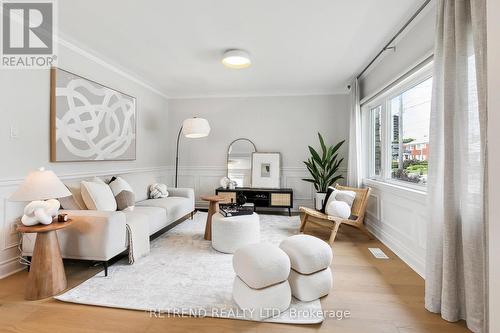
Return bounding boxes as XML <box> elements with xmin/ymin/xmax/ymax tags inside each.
<box><xmin>21</xmin><ymin>173</ymin><xmax>194</xmax><ymax>274</ymax></box>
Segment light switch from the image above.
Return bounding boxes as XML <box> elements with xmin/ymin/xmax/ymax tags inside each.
<box><xmin>10</xmin><ymin>125</ymin><xmax>19</xmax><ymax>139</ymax></box>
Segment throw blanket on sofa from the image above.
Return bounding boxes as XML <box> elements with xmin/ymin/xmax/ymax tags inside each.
<box><xmin>126</xmin><ymin>218</ymin><xmax>150</xmax><ymax>264</ymax></box>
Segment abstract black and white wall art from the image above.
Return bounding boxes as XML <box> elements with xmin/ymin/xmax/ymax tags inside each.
<box><xmin>50</xmin><ymin>67</ymin><xmax>136</xmax><ymax>161</ymax></box>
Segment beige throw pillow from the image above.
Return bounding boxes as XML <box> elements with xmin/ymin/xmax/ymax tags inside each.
<box><xmin>109</xmin><ymin>176</ymin><xmax>135</xmax><ymax>211</ymax></box>
<box><xmin>81</xmin><ymin>180</ymin><xmax>117</xmax><ymax>211</ymax></box>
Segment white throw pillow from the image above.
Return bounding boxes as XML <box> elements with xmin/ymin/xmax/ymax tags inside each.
<box><xmin>325</xmin><ymin>188</ymin><xmax>356</xmax><ymax>208</ymax></box>
<box><xmin>81</xmin><ymin>180</ymin><xmax>117</xmax><ymax>211</ymax></box>
<box><xmin>336</xmin><ymin>190</ymin><xmax>356</xmax><ymax>207</ymax></box>
<box><xmin>325</xmin><ymin>200</ymin><xmax>351</xmax><ymax>219</ymax></box>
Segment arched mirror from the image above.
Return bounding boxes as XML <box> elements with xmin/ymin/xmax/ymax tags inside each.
<box><xmin>227</xmin><ymin>138</ymin><xmax>257</xmax><ymax>187</ymax></box>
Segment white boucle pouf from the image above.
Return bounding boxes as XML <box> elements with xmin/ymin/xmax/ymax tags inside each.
<box><xmin>212</xmin><ymin>212</ymin><xmax>260</xmax><ymax>254</ymax></box>
<box><xmin>232</xmin><ymin>276</ymin><xmax>292</xmax><ymax>321</ymax></box>
<box><xmin>233</xmin><ymin>242</ymin><xmax>290</xmax><ymax>289</ymax></box>
<box><xmin>288</xmin><ymin>267</ymin><xmax>332</xmax><ymax>302</ymax></box>
<box><xmin>279</xmin><ymin>234</ymin><xmax>332</xmax><ymax>274</ymax></box>
<box><xmin>280</xmin><ymin>235</ymin><xmax>333</xmax><ymax>301</ymax></box>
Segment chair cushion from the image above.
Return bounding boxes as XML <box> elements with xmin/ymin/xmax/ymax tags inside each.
<box><xmin>232</xmin><ymin>276</ymin><xmax>291</xmax><ymax>321</ymax></box>
<box><xmin>279</xmin><ymin>235</ymin><xmax>332</xmax><ymax>274</ymax></box>
<box><xmin>125</xmin><ymin>206</ymin><xmax>167</xmax><ymax>235</ymax></box>
<box><xmin>81</xmin><ymin>180</ymin><xmax>117</xmax><ymax>211</ymax></box>
<box><xmin>233</xmin><ymin>242</ymin><xmax>290</xmax><ymax>289</ymax></box>
<box><xmin>288</xmin><ymin>267</ymin><xmax>332</xmax><ymax>302</ymax></box>
<box><xmin>325</xmin><ymin>200</ymin><xmax>351</xmax><ymax>219</ymax></box>
<box><xmin>322</xmin><ymin>186</ymin><xmax>356</xmax><ymax>212</ymax></box>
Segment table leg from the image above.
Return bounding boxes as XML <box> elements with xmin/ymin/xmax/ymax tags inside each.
<box><xmin>25</xmin><ymin>230</ymin><xmax>67</xmax><ymax>300</ymax></box>
<box><xmin>204</xmin><ymin>201</ymin><xmax>218</xmax><ymax>240</ymax></box>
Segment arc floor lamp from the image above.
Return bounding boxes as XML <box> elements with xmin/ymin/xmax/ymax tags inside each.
<box><xmin>175</xmin><ymin>117</ymin><xmax>211</xmax><ymax>187</ymax></box>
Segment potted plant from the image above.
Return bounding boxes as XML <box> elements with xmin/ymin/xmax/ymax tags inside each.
<box><xmin>302</xmin><ymin>133</ymin><xmax>345</xmax><ymax>210</ymax></box>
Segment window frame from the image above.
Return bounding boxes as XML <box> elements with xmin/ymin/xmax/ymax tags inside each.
<box><xmin>362</xmin><ymin>63</ymin><xmax>433</xmax><ymax>190</ymax></box>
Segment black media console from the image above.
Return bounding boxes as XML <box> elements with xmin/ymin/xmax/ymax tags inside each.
<box><xmin>215</xmin><ymin>187</ymin><xmax>293</xmax><ymax>216</ymax></box>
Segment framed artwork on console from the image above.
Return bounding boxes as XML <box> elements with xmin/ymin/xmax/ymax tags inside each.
<box><xmin>251</xmin><ymin>152</ymin><xmax>281</xmax><ymax>188</ymax></box>
<box><xmin>50</xmin><ymin>67</ymin><xmax>137</xmax><ymax>162</ymax></box>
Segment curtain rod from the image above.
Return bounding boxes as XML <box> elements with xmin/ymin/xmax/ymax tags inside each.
<box><xmin>354</xmin><ymin>0</ymin><xmax>432</xmax><ymax>81</ymax></box>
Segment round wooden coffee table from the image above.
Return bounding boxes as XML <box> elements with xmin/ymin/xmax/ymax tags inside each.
<box><xmin>200</xmin><ymin>195</ymin><xmax>226</xmax><ymax>241</ymax></box>
<box><xmin>17</xmin><ymin>219</ymin><xmax>74</xmax><ymax>300</ymax></box>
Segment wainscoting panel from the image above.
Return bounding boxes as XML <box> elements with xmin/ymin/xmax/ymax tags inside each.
<box><xmin>0</xmin><ymin>166</ymin><xmax>170</xmax><ymax>279</ymax></box>
<box><xmin>0</xmin><ymin>165</ymin><xmax>331</xmax><ymax>279</ymax></box>
<box><xmin>173</xmin><ymin>166</ymin><xmax>324</xmax><ymax>211</ymax></box>
<box><xmin>364</xmin><ymin>179</ymin><xmax>427</xmax><ymax>277</ymax></box>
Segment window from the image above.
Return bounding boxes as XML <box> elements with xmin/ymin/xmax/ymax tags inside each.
<box><xmin>372</xmin><ymin>105</ymin><xmax>382</xmax><ymax>176</ymax></box>
<box><xmin>364</xmin><ymin>65</ymin><xmax>432</xmax><ymax>187</ymax></box>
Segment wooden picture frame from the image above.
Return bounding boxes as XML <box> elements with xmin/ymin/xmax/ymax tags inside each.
<box><xmin>251</xmin><ymin>152</ymin><xmax>281</xmax><ymax>188</ymax></box>
<box><xmin>50</xmin><ymin>67</ymin><xmax>137</xmax><ymax>162</ymax></box>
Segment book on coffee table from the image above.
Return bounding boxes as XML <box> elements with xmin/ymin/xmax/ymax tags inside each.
<box><xmin>219</xmin><ymin>204</ymin><xmax>254</xmax><ymax>217</ymax></box>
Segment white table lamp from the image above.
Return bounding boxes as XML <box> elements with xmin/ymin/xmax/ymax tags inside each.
<box><xmin>10</xmin><ymin>168</ymin><xmax>71</xmax><ymax>226</ymax></box>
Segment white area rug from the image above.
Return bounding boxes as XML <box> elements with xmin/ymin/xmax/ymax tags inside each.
<box><xmin>55</xmin><ymin>212</ymin><xmax>324</xmax><ymax>324</ymax></box>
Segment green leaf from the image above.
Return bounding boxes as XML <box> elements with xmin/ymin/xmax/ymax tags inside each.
<box><xmin>308</xmin><ymin>146</ymin><xmax>323</xmax><ymax>167</ymax></box>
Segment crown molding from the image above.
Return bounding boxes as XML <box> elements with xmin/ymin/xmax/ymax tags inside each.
<box><xmin>167</xmin><ymin>90</ymin><xmax>349</xmax><ymax>100</ymax></box>
<box><xmin>56</xmin><ymin>33</ymin><xmax>170</xmax><ymax>100</ymax></box>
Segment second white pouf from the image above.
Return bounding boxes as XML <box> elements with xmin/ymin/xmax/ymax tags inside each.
<box><xmin>232</xmin><ymin>243</ymin><xmax>292</xmax><ymax>321</ymax></box>
<box><xmin>212</xmin><ymin>212</ymin><xmax>260</xmax><ymax>254</ymax></box>
<box><xmin>280</xmin><ymin>234</ymin><xmax>333</xmax><ymax>302</ymax></box>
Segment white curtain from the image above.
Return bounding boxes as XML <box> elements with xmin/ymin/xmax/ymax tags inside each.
<box><xmin>347</xmin><ymin>78</ymin><xmax>362</xmax><ymax>187</ymax></box>
<box><xmin>425</xmin><ymin>0</ymin><xmax>487</xmax><ymax>332</ymax></box>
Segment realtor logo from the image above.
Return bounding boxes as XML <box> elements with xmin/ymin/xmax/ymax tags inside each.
<box><xmin>1</xmin><ymin>0</ymin><xmax>57</xmax><ymax>68</ymax></box>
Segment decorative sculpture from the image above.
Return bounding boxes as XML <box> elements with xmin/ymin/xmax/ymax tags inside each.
<box><xmin>149</xmin><ymin>183</ymin><xmax>169</xmax><ymax>199</ymax></box>
<box><xmin>21</xmin><ymin>199</ymin><xmax>60</xmax><ymax>226</ymax></box>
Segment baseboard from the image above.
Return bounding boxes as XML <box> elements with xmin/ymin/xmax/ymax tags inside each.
<box><xmin>365</xmin><ymin>216</ymin><xmax>425</xmax><ymax>278</ymax></box>
<box><xmin>0</xmin><ymin>257</ymin><xmax>25</xmax><ymax>279</ymax></box>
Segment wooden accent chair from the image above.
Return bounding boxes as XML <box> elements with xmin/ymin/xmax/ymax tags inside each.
<box><xmin>299</xmin><ymin>184</ymin><xmax>372</xmax><ymax>246</ymax></box>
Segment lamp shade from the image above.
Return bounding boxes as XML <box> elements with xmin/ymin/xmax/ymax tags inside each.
<box><xmin>9</xmin><ymin>169</ymin><xmax>71</xmax><ymax>202</ymax></box>
<box><xmin>182</xmin><ymin>118</ymin><xmax>211</xmax><ymax>138</ymax></box>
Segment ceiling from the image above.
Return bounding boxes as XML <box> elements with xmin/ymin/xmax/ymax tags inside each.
<box><xmin>58</xmin><ymin>0</ymin><xmax>425</xmax><ymax>98</ymax></box>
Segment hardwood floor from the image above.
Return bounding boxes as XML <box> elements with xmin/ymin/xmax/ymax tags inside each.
<box><xmin>0</xmin><ymin>219</ymin><xmax>470</xmax><ymax>333</ymax></box>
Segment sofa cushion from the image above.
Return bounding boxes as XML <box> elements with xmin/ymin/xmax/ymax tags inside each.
<box><xmin>119</xmin><ymin>173</ymin><xmax>159</xmax><ymax>202</ymax></box>
<box><xmin>279</xmin><ymin>234</ymin><xmax>332</xmax><ymax>274</ymax></box>
<box><xmin>136</xmin><ymin>197</ymin><xmax>192</xmax><ymax>222</ymax></box>
<box><xmin>81</xmin><ymin>180</ymin><xmax>117</xmax><ymax>211</ymax></box>
<box><xmin>233</xmin><ymin>242</ymin><xmax>291</xmax><ymax>289</ymax></box>
<box><xmin>125</xmin><ymin>206</ymin><xmax>167</xmax><ymax>235</ymax></box>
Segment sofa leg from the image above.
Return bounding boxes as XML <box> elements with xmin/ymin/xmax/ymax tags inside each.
<box><xmin>190</xmin><ymin>211</ymin><xmax>194</xmax><ymax>219</ymax></box>
<box><xmin>104</xmin><ymin>261</ymin><xmax>108</xmax><ymax>277</ymax></box>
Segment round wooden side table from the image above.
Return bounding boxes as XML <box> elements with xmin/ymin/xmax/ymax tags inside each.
<box><xmin>200</xmin><ymin>195</ymin><xmax>226</xmax><ymax>241</ymax></box>
<box><xmin>17</xmin><ymin>219</ymin><xmax>74</xmax><ymax>300</ymax></box>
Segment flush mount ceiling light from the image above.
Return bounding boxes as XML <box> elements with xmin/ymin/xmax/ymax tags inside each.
<box><xmin>222</xmin><ymin>49</ymin><xmax>251</xmax><ymax>69</ymax></box>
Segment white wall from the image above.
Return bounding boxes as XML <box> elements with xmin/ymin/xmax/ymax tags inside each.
<box><xmin>358</xmin><ymin>4</ymin><xmax>437</xmax><ymax>277</ymax></box>
<box><xmin>167</xmin><ymin>95</ymin><xmax>350</xmax><ymax>208</ymax></box>
<box><xmin>0</xmin><ymin>41</ymin><xmax>170</xmax><ymax>278</ymax></box>
<box><xmin>360</xmin><ymin>2</ymin><xmax>436</xmax><ymax>100</ymax></box>
<box><xmin>487</xmin><ymin>0</ymin><xmax>499</xmax><ymax>331</ymax></box>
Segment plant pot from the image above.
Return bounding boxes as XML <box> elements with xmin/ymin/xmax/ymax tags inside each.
<box><xmin>315</xmin><ymin>192</ymin><xmax>327</xmax><ymax>211</ymax></box>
